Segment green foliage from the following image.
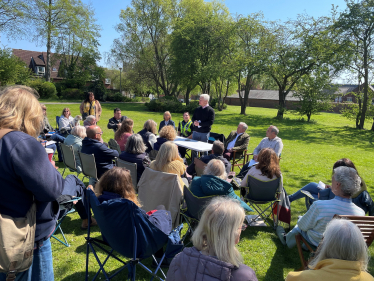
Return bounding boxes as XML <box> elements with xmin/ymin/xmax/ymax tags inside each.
<box><xmin>60</xmin><ymin>88</ymin><xmax>84</xmax><ymax>100</ymax></box>
<box><xmin>105</xmin><ymin>92</ymin><xmax>130</xmax><ymax>102</ymax></box>
<box><xmin>145</xmin><ymin>98</ymin><xmax>199</xmax><ymax>113</ymax></box>
<box><xmin>27</xmin><ymin>79</ymin><xmax>57</xmax><ymax>99</ymax></box>
<box><xmin>88</xmin><ymin>79</ymin><xmax>107</xmax><ymax>101</ymax></box>
<box><xmin>0</xmin><ymin>48</ymin><xmax>31</xmax><ymax>85</ymax></box>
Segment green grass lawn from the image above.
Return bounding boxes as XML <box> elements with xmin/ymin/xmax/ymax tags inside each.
<box><xmin>44</xmin><ymin>103</ymin><xmax>374</xmax><ymax>280</ymax></box>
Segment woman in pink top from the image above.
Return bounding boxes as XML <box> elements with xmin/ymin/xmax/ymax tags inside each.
<box><xmin>115</xmin><ymin>118</ymin><xmax>133</xmax><ymax>152</ymax></box>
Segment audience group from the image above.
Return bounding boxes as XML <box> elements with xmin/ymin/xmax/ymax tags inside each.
<box><xmin>0</xmin><ymin>86</ymin><xmax>373</xmax><ymax>281</ymax></box>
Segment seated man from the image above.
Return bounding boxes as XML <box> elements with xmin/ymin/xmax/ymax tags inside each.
<box><xmin>253</xmin><ymin>125</ymin><xmax>283</xmax><ymax>160</ymax></box>
<box><xmin>187</xmin><ymin>140</ymin><xmax>231</xmax><ymax>175</ymax></box>
<box><xmin>223</xmin><ymin>122</ymin><xmax>250</xmax><ymax>161</ymax></box>
<box><xmin>81</xmin><ymin>126</ymin><xmax>119</xmax><ymax>184</ymax></box>
<box><xmin>276</xmin><ymin>166</ymin><xmax>365</xmax><ymax>249</ymax></box>
<box><xmin>177</xmin><ymin>111</ymin><xmax>193</xmax><ymax>158</ymax></box>
<box><xmin>107</xmin><ymin>108</ymin><xmax>127</xmax><ymax>133</ymax></box>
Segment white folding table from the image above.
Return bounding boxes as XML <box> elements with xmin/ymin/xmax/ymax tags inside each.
<box><xmin>173</xmin><ymin>137</ymin><xmax>213</xmax><ymax>157</ymax></box>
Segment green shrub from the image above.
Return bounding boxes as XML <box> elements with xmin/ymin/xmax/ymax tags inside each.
<box><xmin>27</xmin><ymin>79</ymin><xmax>57</xmax><ymax>99</ymax></box>
<box><xmin>133</xmin><ymin>96</ymin><xmax>150</xmax><ymax>102</ymax></box>
<box><xmin>106</xmin><ymin>92</ymin><xmax>127</xmax><ymax>102</ymax></box>
<box><xmin>60</xmin><ymin>88</ymin><xmax>84</xmax><ymax>100</ymax></box>
<box><xmin>54</xmin><ymin>82</ymin><xmax>66</xmax><ymax>98</ymax></box>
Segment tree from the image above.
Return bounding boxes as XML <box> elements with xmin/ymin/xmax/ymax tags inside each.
<box><xmin>0</xmin><ymin>0</ymin><xmax>28</xmax><ymax>39</ymax></box>
<box><xmin>334</xmin><ymin>0</ymin><xmax>374</xmax><ymax>129</ymax></box>
<box><xmin>266</xmin><ymin>15</ymin><xmax>347</xmax><ymax>118</ymax></box>
<box><xmin>292</xmin><ymin>71</ymin><xmax>336</xmax><ymax>121</ymax></box>
<box><xmin>0</xmin><ymin>48</ymin><xmax>31</xmax><ymax>85</ymax></box>
<box><xmin>26</xmin><ymin>0</ymin><xmax>88</xmax><ymax>82</ymax></box>
<box><xmin>235</xmin><ymin>13</ymin><xmax>274</xmax><ymax>115</ymax></box>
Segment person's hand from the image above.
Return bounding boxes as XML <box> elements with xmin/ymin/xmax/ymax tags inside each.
<box><xmin>187</xmin><ymin>134</ymin><xmax>193</xmax><ymax>139</ymax></box>
<box><xmin>87</xmin><ymin>185</ymin><xmax>94</xmax><ymax>190</ymax></box>
<box><xmin>193</xmin><ymin>120</ymin><xmax>199</xmax><ymax>127</ymax></box>
<box><xmin>228</xmin><ymin>148</ymin><xmax>233</xmax><ymax>152</ymax></box>
<box><xmin>253</xmin><ymin>155</ymin><xmax>258</xmax><ymax>161</ymax></box>
<box><xmin>117</xmin><ymin>124</ymin><xmax>121</xmax><ymax>128</ymax></box>
<box><xmin>325</xmin><ymin>184</ymin><xmax>331</xmax><ymax>189</ymax></box>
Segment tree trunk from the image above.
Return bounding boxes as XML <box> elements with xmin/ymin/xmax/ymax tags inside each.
<box><xmin>241</xmin><ymin>73</ymin><xmax>252</xmax><ymax>115</ymax></box>
<box><xmin>358</xmin><ymin>41</ymin><xmax>369</xmax><ymax>129</ymax></box>
<box><xmin>45</xmin><ymin>0</ymin><xmax>52</xmax><ymax>82</ymax></box>
<box><xmin>277</xmin><ymin>89</ymin><xmax>286</xmax><ymax>118</ymax></box>
<box><xmin>371</xmin><ymin>118</ymin><xmax>374</xmax><ymax>131</ymax></box>
<box><xmin>185</xmin><ymin>87</ymin><xmax>191</xmax><ymax>105</ymax></box>
<box><xmin>307</xmin><ymin>113</ymin><xmax>311</xmax><ymax>122</ymax></box>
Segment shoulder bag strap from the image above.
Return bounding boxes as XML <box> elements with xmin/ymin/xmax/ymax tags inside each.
<box><xmin>0</xmin><ymin>129</ymin><xmax>14</xmax><ymax>140</ymax></box>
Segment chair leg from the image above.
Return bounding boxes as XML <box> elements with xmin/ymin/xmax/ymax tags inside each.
<box><xmin>295</xmin><ymin>234</ymin><xmax>307</xmax><ymax>271</ymax></box>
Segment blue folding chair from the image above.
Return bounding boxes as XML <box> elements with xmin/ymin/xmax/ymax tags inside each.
<box><xmin>85</xmin><ymin>189</ymin><xmax>183</xmax><ymax>281</ymax></box>
<box><xmin>56</xmin><ymin>116</ymin><xmax>60</xmax><ymax>131</ymax></box>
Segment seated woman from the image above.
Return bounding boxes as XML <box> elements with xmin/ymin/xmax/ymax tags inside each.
<box><xmin>137</xmin><ymin>119</ymin><xmax>158</xmax><ymax>153</ymax></box>
<box><xmin>190</xmin><ymin>159</ymin><xmax>252</xmax><ymax>212</ymax></box>
<box><xmin>115</xmin><ymin>118</ymin><xmax>133</xmax><ymax>152</ymax></box>
<box><xmin>59</xmin><ymin>107</ymin><xmax>75</xmax><ymax>134</ymax></box>
<box><xmin>288</xmin><ymin>158</ymin><xmax>374</xmax><ymax>215</ymax></box>
<box><xmin>149</xmin><ymin>141</ymin><xmax>186</xmax><ymax>188</ymax></box>
<box><xmin>63</xmin><ymin>125</ymin><xmax>86</xmax><ymax>173</ymax></box>
<box><xmin>95</xmin><ymin>167</ymin><xmax>172</xmax><ymax>235</ymax></box>
<box><xmin>158</xmin><ymin>111</ymin><xmax>175</xmax><ymax>132</ymax></box>
<box><xmin>154</xmin><ymin>125</ymin><xmax>176</xmax><ymax>151</ymax></box>
<box><xmin>286</xmin><ymin>219</ymin><xmax>373</xmax><ymax>281</ymax></box>
<box><xmin>119</xmin><ymin>134</ymin><xmax>150</xmax><ymax>182</ymax></box>
<box><xmin>240</xmin><ymin>147</ymin><xmax>281</xmax><ymax>187</ymax></box>
<box><xmin>167</xmin><ymin>197</ymin><xmax>258</xmax><ymax>281</ymax></box>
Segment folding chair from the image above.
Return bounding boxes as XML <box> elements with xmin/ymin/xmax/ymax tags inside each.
<box><xmin>208</xmin><ymin>132</ymin><xmax>225</xmax><ymax>144</ymax></box>
<box><xmin>51</xmin><ymin>195</ymin><xmax>81</xmax><ymax>247</ymax></box>
<box><xmin>242</xmin><ymin>175</ymin><xmax>281</xmax><ymax>228</ymax></box>
<box><xmin>60</xmin><ymin>143</ymin><xmax>81</xmax><ymax>177</ymax></box>
<box><xmin>79</xmin><ymin>151</ymin><xmax>99</xmax><ymax>183</ymax></box>
<box><xmin>116</xmin><ymin>158</ymin><xmax>137</xmax><ymax>189</ymax></box>
<box><xmin>231</xmin><ymin>149</ymin><xmax>249</xmax><ymax>171</ymax></box>
<box><xmin>194</xmin><ymin>158</ymin><xmax>206</xmax><ymax>177</ymax></box>
<box><xmin>149</xmin><ymin>150</ymin><xmax>158</xmax><ymax>161</ymax></box>
<box><xmin>84</xmin><ymin>189</ymin><xmax>183</xmax><ymax>281</ymax></box>
<box><xmin>109</xmin><ymin>139</ymin><xmax>121</xmax><ymax>154</ymax></box>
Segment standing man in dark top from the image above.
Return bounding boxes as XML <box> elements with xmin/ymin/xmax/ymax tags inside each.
<box><xmin>191</xmin><ymin>94</ymin><xmax>215</xmax><ymax>160</ymax></box>
<box><xmin>177</xmin><ymin>111</ymin><xmax>193</xmax><ymax>158</ymax></box>
<box><xmin>107</xmin><ymin>108</ymin><xmax>127</xmax><ymax>132</ymax></box>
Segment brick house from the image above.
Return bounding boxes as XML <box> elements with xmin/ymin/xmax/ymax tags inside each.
<box><xmin>333</xmin><ymin>84</ymin><xmax>374</xmax><ymax>104</ymax></box>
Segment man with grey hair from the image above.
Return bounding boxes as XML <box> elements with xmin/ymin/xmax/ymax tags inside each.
<box><xmin>253</xmin><ymin>125</ymin><xmax>283</xmax><ymax>160</ymax></box>
<box><xmin>223</xmin><ymin>122</ymin><xmax>250</xmax><ymax>161</ymax></box>
<box><xmin>191</xmin><ymin>94</ymin><xmax>215</xmax><ymax>160</ymax></box>
<box><xmin>277</xmin><ymin>166</ymin><xmax>365</xmax><ymax>249</ymax></box>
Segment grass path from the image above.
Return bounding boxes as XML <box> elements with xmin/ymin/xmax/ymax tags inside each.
<box><xmin>45</xmin><ymin>103</ymin><xmax>374</xmax><ymax>280</ymax></box>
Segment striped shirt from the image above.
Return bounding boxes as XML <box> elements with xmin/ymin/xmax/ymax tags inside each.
<box><xmin>298</xmin><ymin>196</ymin><xmax>365</xmax><ymax>246</ymax></box>
<box><xmin>253</xmin><ymin>137</ymin><xmax>283</xmax><ymax>156</ymax></box>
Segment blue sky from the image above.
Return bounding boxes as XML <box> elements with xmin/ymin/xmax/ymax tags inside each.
<box><xmin>2</xmin><ymin>0</ymin><xmax>348</xmax><ymax>69</ymax></box>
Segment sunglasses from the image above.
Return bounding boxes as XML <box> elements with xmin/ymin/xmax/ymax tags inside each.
<box><xmin>63</xmin><ymin>110</ymin><xmax>69</xmax><ymax>112</ymax></box>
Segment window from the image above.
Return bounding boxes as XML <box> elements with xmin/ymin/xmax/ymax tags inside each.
<box><xmin>335</xmin><ymin>97</ymin><xmax>339</xmax><ymax>102</ymax></box>
<box><xmin>105</xmin><ymin>78</ymin><xmax>111</xmax><ymax>84</ymax></box>
<box><xmin>37</xmin><ymin>66</ymin><xmax>45</xmax><ymax>73</ymax></box>
<box><xmin>346</xmin><ymin>97</ymin><xmax>352</xmax><ymax>102</ymax></box>
<box><xmin>52</xmin><ymin>67</ymin><xmax>57</xmax><ymax>72</ymax></box>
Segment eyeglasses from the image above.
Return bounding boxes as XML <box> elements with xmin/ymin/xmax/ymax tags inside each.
<box><xmin>96</xmin><ymin>132</ymin><xmax>103</xmax><ymax>135</ymax></box>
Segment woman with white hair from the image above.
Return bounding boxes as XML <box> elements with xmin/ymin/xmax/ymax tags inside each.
<box><xmin>137</xmin><ymin>119</ymin><xmax>157</xmax><ymax>153</ymax></box>
<box><xmin>189</xmin><ymin>159</ymin><xmax>252</xmax><ymax>212</ymax></box>
<box><xmin>158</xmin><ymin>111</ymin><xmax>175</xmax><ymax>132</ymax></box>
<box><xmin>167</xmin><ymin>197</ymin><xmax>258</xmax><ymax>281</ymax></box>
<box><xmin>63</xmin><ymin>125</ymin><xmax>87</xmax><ymax>173</ymax></box>
<box><xmin>83</xmin><ymin>115</ymin><xmax>96</xmax><ymax>128</ymax></box>
<box><xmin>286</xmin><ymin>219</ymin><xmax>373</xmax><ymax>281</ymax></box>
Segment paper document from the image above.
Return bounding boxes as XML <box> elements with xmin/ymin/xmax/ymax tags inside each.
<box><xmin>45</xmin><ymin>140</ymin><xmax>56</xmax><ymax>146</ymax></box>
<box><xmin>317</xmin><ymin>181</ymin><xmax>326</xmax><ymax>190</ymax></box>
<box><xmin>248</xmin><ymin>159</ymin><xmax>258</xmax><ymax>167</ymax></box>
<box><xmin>245</xmin><ymin>215</ymin><xmax>266</xmax><ymax>227</ymax></box>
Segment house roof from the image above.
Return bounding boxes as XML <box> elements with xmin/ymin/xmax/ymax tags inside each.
<box><xmin>229</xmin><ymin>90</ymin><xmax>299</xmax><ymax>101</ymax></box>
<box><xmin>12</xmin><ymin>49</ymin><xmax>62</xmax><ymax>79</ymax></box>
<box><xmin>334</xmin><ymin>84</ymin><xmax>374</xmax><ymax>95</ymax></box>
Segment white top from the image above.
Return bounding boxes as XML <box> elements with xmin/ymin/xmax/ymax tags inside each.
<box><xmin>227</xmin><ymin>133</ymin><xmax>243</xmax><ymax>150</ymax></box>
<box><xmin>173</xmin><ymin>137</ymin><xmax>213</xmax><ymax>152</ymax></box>
<box><xmin>241</xmin><ymin>166</ymin><xmax>278</xmax><ymax>187</ymax></box>
<box><xmin>59</xmin><ymin>116</ymin><xmax>74</xmax><ymax>131</ymax></box>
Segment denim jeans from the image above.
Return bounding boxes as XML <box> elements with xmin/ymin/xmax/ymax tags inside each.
<box><xmin>288</xmin><ymin>182</ymin><xmax>319</xmax><ymax>202</ymax></box>
<box><xmin>0</xmin><ymin>238</ymin><xmax>54</xmax><ymax>281</ymax></box>
<box><xmin>285</xmin><ymin>217</ymin><xmax>315</xmax><ymax>249</ymax></box>
<box><xmin>191</xmin><ymin>131</ymin><xmax>210</xmax><ymax>161</ymax></box>
<box><xmin>51</xmin><ymin>134</ymin><xmax>66</xmax><ymax>162</ymax></box>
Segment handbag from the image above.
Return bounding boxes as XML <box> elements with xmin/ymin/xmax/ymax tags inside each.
<box><xmin>0</xmin><ymin>129</ymin><xmax>36</xmax><ymax>281</ymax></box>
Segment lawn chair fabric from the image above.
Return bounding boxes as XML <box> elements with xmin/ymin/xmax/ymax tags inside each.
<box><xmin>138</xmin><ymin>168</ymin><xmax>183</xmax><ymax>228</ymax></box>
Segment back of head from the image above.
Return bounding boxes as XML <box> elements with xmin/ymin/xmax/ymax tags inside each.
<box><xmin>143</xmin><ymin>119</ymin><xmax>157</xmax><ymax>135</ymax></box>
<box><xmin>85</xmin><ymin>115</ymin><xmax>96</xmax><ymax>125</ymax></box>
<box><xmin>212</xmin><ymin>140</ymin><xmax>224</xmax><ymax>155</ymax></box>
<box><xmin>257</xmin><ymin>148</ymin><xmax>281</xmax><ymax>179</ymax></box>
<box><xmin>96</xmin><ymin>167</ymin><xmax>141</xmax><ymax>206</ymax></box>
<box><xmin>270</xmin><ymin>125</ymin><xmax>279</xmax><ymax>135</ymax></box>
<box><xmin>86</xmin><ymin>125</ymin><xmax>99</xmax><ymax>139</ymax></box>
<box><xmin>153</xmin><ymin>141</ymin><xmax>178</xmax><ymax>170</ymax></box>
<box><xmin>71</xmin><ymin>125</ymin><xmax>87</xmax><ymax>139</ymax></box>
<box><xmin>203</xmin><ymin>159</ymin><xmax>227</xmax><ymax>180</ymax></box>
<box><xmin>159</xmin><ymin>125</ymin><xmax>176</xmax><ymax>141</ymax></box>
<box><xmin>191</xmin><ymin>197</ymin><xmax>245</xmax><ymax>267</ymax></box>
<box><xmin>125</xmin><ymin>134</ymin><xmax>146</xmax><ymax>154</ymax></box>
<box><xmin>115</xmin><ymin>118</ymin><xmax>134</xmax><ymax>140</ymax></box>
<box><xmin>0</xmin><ymin>85</ymin><xmax>42</xmax><ymax>138</ymax></box>
<box><xmin>309</xmin><ymin>219</ymin><xmax>368</xmax><ymax>271</ymax></box>
<box><xmin>333</xmin><ymin>166</ymin><xmax>361</xmax><ymax>197</ymax></box>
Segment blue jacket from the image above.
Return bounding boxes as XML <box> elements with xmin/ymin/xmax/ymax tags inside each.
<box><xmin>159</xmin><ymin>120</ymin><xmax>175</xmax><ymax>132</ymax></box>
<box><xmin>81</xmin><ymin>137</ymin><xmax>119</xmax><ymax>179</ymax></box>
<box><xmin>189</xmin><ymin>175</ymin><xmax>252</xmax><ymax>212</ymax></box>
<box><xmin>0</xmin><ymin>131</ymin><xmax>64</xmax><ymax>242</ymax></box>
<box><xmin>154</xmin><ymin>137</ymin><xmax>168</xmax><ymax>151</ymax></box>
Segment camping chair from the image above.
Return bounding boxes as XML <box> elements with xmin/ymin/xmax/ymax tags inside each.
<box><xmin>84</xmin><ymin>189</ymin><xmax>183</xmax><ymax>281</ymax></box>
<box><xmin>51</xmin><ymin>195</ymin><xmax>81</xmax><ymax>247</ymax></box>
<box><xmin>231</xmin><ymin>149</ymin><xmax>249</xmax><ymax>171</ymax></box>
<box><xmin>242</xmin><ymin>175</ymin><xmax>281</xmax><ymax>229</ymax></box>
<box><xmin>78</xmin><ymin>152</ymin><xmax>98</xmax><ymax>183</ymax></box>
<box><xmin>149</xmin><ymin>150</ymin><xmax>158</xmax><ymax>161</ymax></box>
<box><xmin>138</xmin><ymin>168</ymin><xmax>183</xmax><ymax>228</ymax></box>
<box><xmin>208</xmin><ymin>132</ymin><xmax>225</xmax><ymax>144</ymax></box>
<box><xmin>180</xmin><ymin>185</ymin><xmax>217</xmax><ymax>243</ymax></box>
<box><xmin>194</xmin><ymin>158</ymin><xmax>207</xmax><ymax>176</ymax></box>
<box><xmin>109</xmin><ymin>139</ymin><xmax>121</xmax><ymax>154</ymax></box>
<box><xmin>116</xmin><ymin>158</ymin><xmax>138</xmax><ymax>189</ymax></box>
<box><xmin>60</xmin><ymin>143</ymin><xmax>80</xmax><ymax>177</ymax></box>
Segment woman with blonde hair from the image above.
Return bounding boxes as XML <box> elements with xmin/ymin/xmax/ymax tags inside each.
<box><xmin>0</xmin><ymin>85</ymin><xmax>65</xmax><ymax>280</ymax></box>
<box><xmin>159</xmin><ymin>111</ymin><xmax>175</xmax><ymax>132</ymax></box>
<box><xmin>286</xmin><ymin>219</ymin><xmax>373</xmax><ymax>281</ymax></box>
<box><xmin>115</xmin><ymin>118</ymin><xmax>134</xmax><ymax>152</ymax></box>
<box><xmin>154</xmin><ymin>125</ymin><xmax>177</xmax><ymax>151</ymax></box>
<box><xmin>167</xmin><ymin>197</ymin><xmax>258</xmax><ymax>281</ymax></box>
<box><xmin>59</xmin><ymin>107</ymin><xmax>75</xmax><ymax>133</ymax></box>
<box><xmin>149</xmin><ymin>141</ymin><xmax>186</xmax><ymax>188</ymax></box>
<box><xmin>137</xmin><ymin>119</ymin><xmax>157</xmax><ymax>153</ymax></box>
<box><xmin>63</xmin><ymin>125</ymin><xmax>87</xmax><ymax>173</ymax></box>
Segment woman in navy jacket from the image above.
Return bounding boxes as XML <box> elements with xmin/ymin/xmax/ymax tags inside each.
<box><xmin>158</xmin><ymin>111</ymin><xmax>175</xmax><ymax>132</ymax></box>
